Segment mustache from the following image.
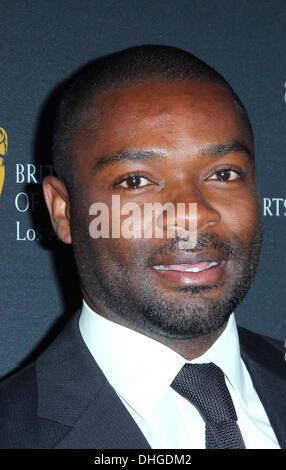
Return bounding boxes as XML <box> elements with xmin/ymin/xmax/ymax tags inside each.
<box><xmin>148</xmin><ymin>231</ymin><xmax>242</xmax><ymax>265</ymax></box>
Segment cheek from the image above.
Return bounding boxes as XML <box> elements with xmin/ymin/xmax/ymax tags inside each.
<box><xmin>219</xmin><ymin>196</ymin><xmax>261</xmax><ymax>244</ymax></box>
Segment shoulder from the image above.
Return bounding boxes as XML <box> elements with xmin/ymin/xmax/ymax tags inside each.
<box><xmin>237</xmin><ymin>325</ymin><xmax>286</xmax><ymax>379</ymax></box>
<box><xmin>0</xmin><ymin>362</ymin><xmax>70</xmax><ymax>449</ymax></box>
<box><xmin>238</xmin><ymin>325</ymin><xmax>284</xmax><ymax>351</ymax></box>
<box><xmin>0</xmin><ymin>362</ymin><xmax>37</xmax><ymax>422</ymax></box>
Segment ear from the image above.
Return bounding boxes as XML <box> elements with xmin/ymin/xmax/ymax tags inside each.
<box><xmin>43</xmin><ymin>176</ymin><xmax>72</xmax><ymax>244</ymax></box>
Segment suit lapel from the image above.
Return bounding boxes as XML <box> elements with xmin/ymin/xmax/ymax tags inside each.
<box><xmin>238</xmin><ymin>327</ymin><xmax>286</xmax><ymax>448</ymax></box>
<box><xmin>36</xmin><ymin>312</ymin><xmax>150</xmax><ymax>449</ymax></box>
<box><xmin>55</xmin><ymin>380</ymin><xmax>150</xmax><ymax>449</ymax></box>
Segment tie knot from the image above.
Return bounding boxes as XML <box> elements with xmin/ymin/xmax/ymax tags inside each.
<box><xmin>171</xmin><ymin>362</ymin><xmax>237</xmax><ymax>423</ymax></box>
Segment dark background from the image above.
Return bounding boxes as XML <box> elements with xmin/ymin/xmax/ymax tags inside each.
<box><xmin>1</xmin><ymin>0</ymin><xmax>285</xmax><ymax>380</ymax></box>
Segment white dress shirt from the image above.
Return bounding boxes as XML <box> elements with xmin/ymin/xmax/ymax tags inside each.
<box><xmin>79</xmin><ymin>301</ymin><xmax>280</xmax><ymax>449</ymax></box>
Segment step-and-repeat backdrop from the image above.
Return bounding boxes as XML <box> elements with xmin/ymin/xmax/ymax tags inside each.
<box><xmin>1</xmin><ymin>0</ymin><xmax>286</xmax><ymax>379</ymax></box>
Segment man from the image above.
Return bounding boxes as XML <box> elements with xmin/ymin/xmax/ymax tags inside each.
<box><xmin>0</xmin><ymin>45</ymin><xmax>285</xmax><ymax>449</ymax></box>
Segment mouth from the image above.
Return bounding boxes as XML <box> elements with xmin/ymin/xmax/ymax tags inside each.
<box><xmin>153</xmin><ymin>261</ymin><xmax>219</xmax><ymax>272</ymax></box>
<box><xmin>151</xmin><ymin>253</ymin><xmax>227</xmax><ymax>287</ymax></box>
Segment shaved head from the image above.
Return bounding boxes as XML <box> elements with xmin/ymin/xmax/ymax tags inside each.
<box><xmin>52</xmin><ymin>45</ymin><xmax>253</xmax><ymax>190</ymax></box>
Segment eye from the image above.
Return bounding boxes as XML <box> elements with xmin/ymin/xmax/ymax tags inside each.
<box><xmin>207</xmin><ymin>168</ymin><xmax>243</xmax><ymax>182</ymax></box>
<box><xmin>118</xmin><ymin>174</ymin><xmax>151</xmax><ymax>189</ymax></box>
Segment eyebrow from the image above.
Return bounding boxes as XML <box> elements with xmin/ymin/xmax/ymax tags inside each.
<box><xmin>201</xmin><ymin>141</ymin><xmax>252</xmax><ymax>160</ymax></box>
<box><xmin>93</xmin><ymin>149</ymin><xmax>166</xmax><ymax>169</ymax></box>
<box><xmin>93</xmin><ymin>140</ymin><xmax>253</xmax><ymax>169</ymax></box>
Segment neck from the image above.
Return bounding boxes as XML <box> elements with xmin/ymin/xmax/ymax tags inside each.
<box><xmin>83</xmin><ymin>291</ymin><xmax>228</xmax><ymax>361</ymax></box>
<box><xmin>150</xmin><ymin>323</ymin><xmax>228</xmax><ymax>360</ymax></box>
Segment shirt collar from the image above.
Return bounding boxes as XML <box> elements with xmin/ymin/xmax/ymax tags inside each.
<box><xmin>79</xmin><ymin>301</ymin><xmax>246</xmax><ymax>420</ymax></box>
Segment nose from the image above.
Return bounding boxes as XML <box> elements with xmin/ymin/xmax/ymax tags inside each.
<box><xmin>159</xmin><ymin>182</ymin><xmax>221</xmax><ymax>246</ymax></box>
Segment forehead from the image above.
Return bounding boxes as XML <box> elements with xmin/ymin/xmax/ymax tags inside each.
<box><xmin>77</xmin><ymin>80</ymin><xmax>253</xmax><ymax>160</ymax></box>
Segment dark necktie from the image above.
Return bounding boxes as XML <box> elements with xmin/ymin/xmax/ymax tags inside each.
<box><xmin>171</xmin><ymin>362</ymin><xmax>246</xmax><ymax>449</ymax></box>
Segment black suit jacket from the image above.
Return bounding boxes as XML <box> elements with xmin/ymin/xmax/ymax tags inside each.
<box><xmin>0</xmin><ymin>312</ymin><xmax>285</xmax><ymax>449</ymax></box>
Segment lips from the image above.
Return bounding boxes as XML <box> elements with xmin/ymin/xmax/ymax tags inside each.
<box><xmin>152</xmin><ymin>252</ymin><xmax>226</xmax><ymax>286</ymax></box>
<box><xmin>152</xmin><ymin>251</ymin><xmax>224</xmax><ymax>267</ymax></box>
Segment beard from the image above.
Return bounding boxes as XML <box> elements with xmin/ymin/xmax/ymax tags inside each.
<box><xmin>71</xmin><ymin>216</ymin><xmax>263</xmax><ymax>340</ymax></box>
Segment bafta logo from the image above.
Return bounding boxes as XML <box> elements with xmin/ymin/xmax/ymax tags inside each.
<box><xmin>0</xmin><ymin>127</ymin><xmax>8</xmax><ymax>200</ymax></box>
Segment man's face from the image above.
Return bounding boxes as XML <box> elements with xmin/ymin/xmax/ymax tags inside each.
<box><xmin>68</xmin><ymin>80</ymin><xmax>262</xmax><ymax>339</ymax></box>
